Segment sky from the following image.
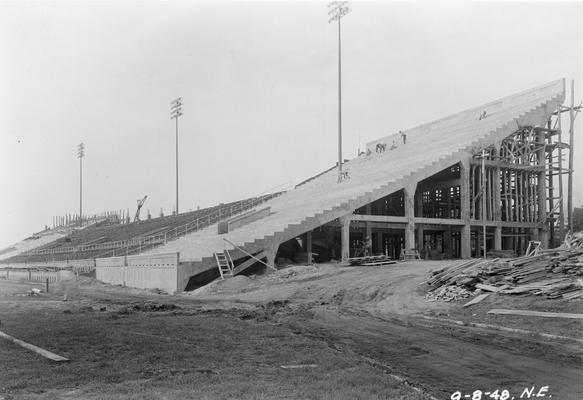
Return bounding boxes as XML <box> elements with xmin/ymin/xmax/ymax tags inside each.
<box><xmin>1</xmin><ymin>1</ymin><xmax>583</xmax><ymax>248</ymax></box>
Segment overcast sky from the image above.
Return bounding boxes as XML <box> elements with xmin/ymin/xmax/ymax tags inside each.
<box><xmin>1</xmin><ymin>1</ymin><xmax>582</xmax><ymax>248</ymax></box>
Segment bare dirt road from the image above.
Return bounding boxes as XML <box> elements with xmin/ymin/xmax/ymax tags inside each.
<box><xmin>186</xmin><ymin>261</ymin><xmax>583</xmax><ymax>399</ymax></box>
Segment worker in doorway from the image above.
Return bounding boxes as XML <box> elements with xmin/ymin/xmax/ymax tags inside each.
<box><xmin>364</xmin><ymin>236</ymin><xmax>373</xmax><ymax>256</ymax></box>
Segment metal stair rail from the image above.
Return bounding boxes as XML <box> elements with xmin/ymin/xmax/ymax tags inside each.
<box><xmin>215</xmin><ymin>251</ymin><xmax>234</xmax><ymax>279</ymax></box>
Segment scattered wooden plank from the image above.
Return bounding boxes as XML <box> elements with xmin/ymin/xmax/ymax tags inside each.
<box><xmin>463</xmin><ymin>293</ymin><xmax>490</xmax><ymax>307</ymax></box>
<box><xmin>475</xmin><ymin>283</ymin><xmax>501</xmax><ymax>292</ymax></box>
<box><xmin>0</xmin><ymin>330</ymin><xmax>69</xmax><ymax>362</ymax></box>
<box><xmin>280</xmin><ymin>364</ymin><xmax>318</xmax><ymax>369</ymax></box>
<box><xmin>487</xmin><ymin>309</ymin><xmax>583</xmax><ymax>319</ymax></box>
<box><xmin>360</xmin><ymin>260</ymin><xmax>397</xmax><ymax>266</ymax></box>
<box><xmin>415</xmin><ymin>315</ymin><xmax>583</xmax><ymax>344</ymax></box>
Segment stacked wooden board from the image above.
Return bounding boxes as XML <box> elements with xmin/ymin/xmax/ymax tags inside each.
<box><xmin>425</xmin><ymin>232</ymin><xmax>583</xmax><ymax>302</ymax></box>
<box><xmin>348</xmin><ymin>255</ymin><xmax>396</xmax><ymax>266</ymax></box>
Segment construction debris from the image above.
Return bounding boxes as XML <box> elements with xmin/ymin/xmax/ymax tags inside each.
<box><xmin>425</xmin><ymin>285</ymin><xmax>472</xmax><ymax>302</ymax></box>
<box><xmin>425</xmin><ymin>232</ymin><xmax>583</xmax><ymax>302</ymax></box>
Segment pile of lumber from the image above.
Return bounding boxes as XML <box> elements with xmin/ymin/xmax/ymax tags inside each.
<box><xmin>348</xmin><ymin>255</ymin><xmax>396</xmax><ymax>266</ymax></box>
<box><xmin>425</xmin><ymin>285</ymin><xmax>472</xmax><ymax>302</ymax></box>
<box><xmin>425</xmin><ymin>232</ymin><xmax>583</xmax><ymax>302</ymax></box>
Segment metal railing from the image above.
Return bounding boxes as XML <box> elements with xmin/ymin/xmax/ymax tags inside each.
<box><xmin>23</xmin><ymin>182</ymin><xmax>292</xmax><ymax>258</ymax></box>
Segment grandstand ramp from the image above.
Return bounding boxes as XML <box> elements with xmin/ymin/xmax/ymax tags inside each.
<box><xmin>144</xmin><ymin>79</ymin><xmax>565</xmax><ymax>291</ymax></box>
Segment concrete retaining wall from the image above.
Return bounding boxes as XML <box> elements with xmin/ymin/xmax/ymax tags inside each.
<box><xmin>95</xmin><ymin>253</ymin><xmax>180</xmax><ymax>294</ymax></box>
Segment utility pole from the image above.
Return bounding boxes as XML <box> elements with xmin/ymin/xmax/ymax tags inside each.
<box><xmin>77</xmin><ymin>143</ymin><xmax>84</xmax><ymax>226</ymax></box>
<box><xmin>328</xmin><ymin>1</ymin><xmax>350</xmax><ymax>183</ymax></box>
<box><xmin>170</xmin><ymin>97</ymin><xmax>183</xmax><ymax>215</ymax></box>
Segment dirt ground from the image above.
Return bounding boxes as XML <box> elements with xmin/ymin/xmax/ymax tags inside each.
<box><xmin>1</xmin><ymin>260</ymin><xmax>582</xmax><ymax>399</ymax></box>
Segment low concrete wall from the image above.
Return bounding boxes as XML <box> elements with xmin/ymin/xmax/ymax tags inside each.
<box><xmin>0</xmin><ymin>259</ymin><xmax>95</xmax><ymax>272</ymax></box>
<box><xmin>0</xmin><ymin>269</ymin><xmax>75</xmax><ymax>283</ymax></box>
<box><xmin>95</xmin><ymin>253</ymin><xmax>180</xmax><ymax>294</ymax></box>
<box><xmin>95</xmin><ymin>256</ymin><xmax>126</xmax><ymax>285</ymax></box>
<box><xmin>176</xmin><ymin>261</ymin><xmax>209</xmax><ymax>292</ymax></box>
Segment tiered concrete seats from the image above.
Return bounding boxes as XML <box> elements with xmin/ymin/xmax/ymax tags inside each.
<box><xmin>148</xmin><ymin>79</ymin><xmax>564</xmax><ymax>271</ymax></box>
<box><xmin>1</xmin><ymin>196</ymin><xmax>274</xmax><ymax>264</ymax></box>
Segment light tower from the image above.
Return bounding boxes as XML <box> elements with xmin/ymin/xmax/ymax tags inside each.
<box><xmin>77</xmin><ymin>143</ymin><xmax>85</xmax><ymax>226</ymax></box>
<box><xmin>170</xmin><ymin>97</ymin><xmax>183</xmax><ymax>215</ymax></box>
<box><xmin>328</xmin><ymin>1</ymin><xmax>351</xmax><ymax>182</ymax></box>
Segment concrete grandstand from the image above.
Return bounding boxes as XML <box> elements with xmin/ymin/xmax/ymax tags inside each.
<box><xmin>1</xmin><ymin>79</ymin><xmax>570</xmax><ymax>293</ymax></box>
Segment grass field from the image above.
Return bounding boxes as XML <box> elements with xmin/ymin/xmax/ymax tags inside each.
<box><xmin>0</xmin><ymin>282</ymin><xmax>427</xmax><ymax>400</ymax></box>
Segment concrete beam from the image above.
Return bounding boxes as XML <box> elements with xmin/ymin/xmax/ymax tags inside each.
<box><xmin>350</xmin><ymin>215</ymin><xmax>408</xmax><ymax>223</ymax></box>
<box><xmin>470</xmin><ymin>220</ymin><xmax>543</xmax><ymax>229</ymax></box>
<box><xmin>414</xmin><ymin>217</ymin><xmax>465</xmax><ymax>226</ymax></box>
<box><xmin>470</xmin><ymin>159</ymin><xmax>545</xmax><ymax>171</ymax></box>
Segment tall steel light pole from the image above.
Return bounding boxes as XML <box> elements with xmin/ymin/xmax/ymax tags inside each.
<box><xmin>77</xmin><ymin>143</ymin><xmax>85</xmax><ymax>226</ymax></box>
<box><xmin>328</xmin><ymin>1</ymin><xmax>350</xmax><ymax>183</ymax></box>
<box><xmin>170</xmin><ymin>97</ymin><xmax>183</xmax><ymax>215</ymax></box>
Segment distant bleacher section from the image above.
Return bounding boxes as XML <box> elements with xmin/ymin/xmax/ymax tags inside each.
<box><xmin>1</xmin><ymin>192</ymin><xmax>284</xmax><ymax>265</ymax></box>
<box><xmin>51</xmin><ymin>210</ymin><xmax>127</xmax><ymax>229</ymax></box>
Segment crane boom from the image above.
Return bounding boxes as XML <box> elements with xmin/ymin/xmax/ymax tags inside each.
<box><xmin>134</xmin><ymin>195</ymin><xmax>148</xmax><ymax>222</ymax></box>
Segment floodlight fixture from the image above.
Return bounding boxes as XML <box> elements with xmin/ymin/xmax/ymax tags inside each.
<box><xmin>170</xmin><ymin>97</ymin><xmax>183</xmax><ymax>214</ymax></box>
<box><xmin>77</xmin><ymin>143</ymin><xmax>85</xmax><ymax>226</ymax></box>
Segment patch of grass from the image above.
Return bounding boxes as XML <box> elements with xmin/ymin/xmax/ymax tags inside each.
<box><xmin>0</xmin><ymin>303</ymin><xmax>427</xmax><ymax>400</ymax></box>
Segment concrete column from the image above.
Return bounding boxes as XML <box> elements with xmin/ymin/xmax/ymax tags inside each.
<box><xmin>265</xmin><ymin>247</ymin><xmax>278</xmax><ymax>269</ymax></box>
<box><xmin>494</xmin><ymin>225</ymin><xmax>502</xmax><ymax>250</ymax></box>
<box><xmin>340</xmin><ymin>216</ymin><xmax>351</xmax><ymax>261</ymax></box>
<box><xmin>404</xmin><ymin>182</ymin><xmax>417</xmax><ymax>250</ymax></box>
<box><xmin>536</xmin><ymin>129</ymin><xmax>549</xmax><ymax>248</ymax></box>
<box><xmin>493</xmin><ymin>143</ymin><xmax>502</xmax><ymax>223</ymax></box>
<box><xmin>306</xmin><ymin>231</ymin><xmax>313</xmax><ymax>264</ymax></box>
<box><xmin>460</xmin><ymin>157</ymin><xmax>472</xmax><ymax>258</ymax></box>
<box><xmin>444</xmin><ymin>226</ymin><xmax>452</xmax><ymax>258</ymax></box>
<box><xmin>492</xmin><ymin>143</ymin><xmax>503</xmax><ymax>251</ymax></box>
<box><xmin>377</xmin><ymin>230</ymin><xmax>384</xmax><ymax>255</ymax></box>
<box><xmin>417</xmin><ymin>224</ymin><xmax>424</xmax><ymax>255</ymax></box>
<box><xmin>365</xmin><ymin>204</ymin><xmax>372</xmax><ymax>240</ymax></box>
